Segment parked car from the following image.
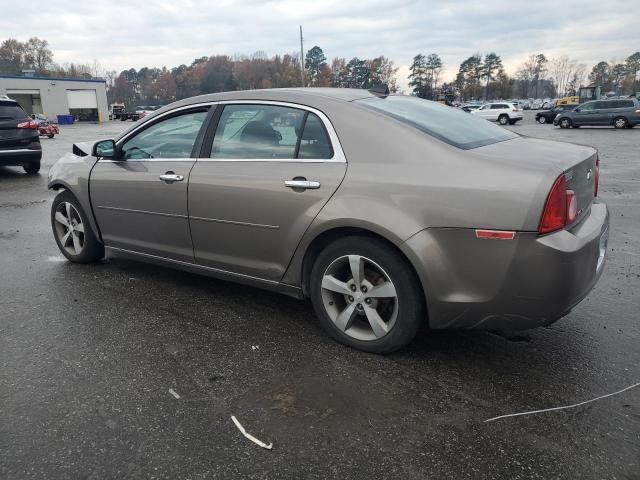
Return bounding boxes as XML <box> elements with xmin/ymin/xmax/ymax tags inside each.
<box><xmin>470</xmin><ymin>102</ymin><xmax>523</xmax><ymax>125</ymax></box>
<box><xmin>30</xmin><ymin>113</ymin><xmax>60</xmax><ymax>138</ymax></box>
<box><xmin>48</xmin><ymin>88</ymin><xmax>608</xmax><ymax>353</ymax></box>
<box><xmin>554</xmin><ymin>98</ymin><xmax>640</xmax><ymax>129</ymax></box>
<box><xmin>0</xmin><ymin>95</ymin><xmax>42</xmax><ymax>173</ymax></box>
<box><xmin>535</xmin><ymin>105</ymin><xmax>575</xmax><ymax>124</ymax></box>
<box><xmin>459</xmin><ymin>103</ymin><xmax>483</xmax><ymax>112</ymax></box>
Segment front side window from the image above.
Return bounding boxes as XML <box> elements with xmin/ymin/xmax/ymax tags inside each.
<box><xmin>121</xmin><ymin>110</ymin><xmax>208</xmax><ymax>159</ymax></box>
<box><xmin>579</xmin><ymin>103</ymin><xmax>595</xmax><ymax>112</ymax></box>
<box><xmin>358</xmin><ymin>96</ymin><xmax>517</xmax><ymax>150</ymax></box>
<box><xmin>211</xmin><ymin>104</ymin><xmax>333</xmax><ymax>159</ymax></box>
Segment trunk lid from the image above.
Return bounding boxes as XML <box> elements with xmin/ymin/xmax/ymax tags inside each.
<box><xmin>473</xmin><ymin>136</ymin><xmax>598</xmax><ymax>229</ymax></box>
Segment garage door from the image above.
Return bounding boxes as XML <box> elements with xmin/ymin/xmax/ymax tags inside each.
<box><xmin>67</xmin><ymin>90</ymin><xmax>97</xmax><ymax>109</ymax></box>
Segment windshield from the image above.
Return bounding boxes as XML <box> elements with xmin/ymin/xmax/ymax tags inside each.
<box><xmin>357</xmin><ymin>96</ymin><xmax>517</xmax><ymax>149</ymax></box>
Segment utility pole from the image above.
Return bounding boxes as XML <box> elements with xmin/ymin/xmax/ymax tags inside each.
<box><xmin>299</xmin><ymin>25</ymin><xmax>305</xmax><ymax>87</ymax></box>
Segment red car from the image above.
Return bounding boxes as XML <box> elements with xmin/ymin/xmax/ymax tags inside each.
<box><xmin>31</xmin><ymin>114</ymin><xmax>60</xmax><ymax>138</ymax></box>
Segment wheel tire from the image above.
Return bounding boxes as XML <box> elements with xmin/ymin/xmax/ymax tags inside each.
<box><xmin>559</xmin><ymin>118</ymin><xmax>572</xmax><ymax>129</ymax></box>
<box><xmin>51</xmin><ymin>190</ymin><xmax>104</xmax><ymax>263</ymax></box>
<box><xmin>309</xmin><ymin>236</ymin><xmax>425</xmax><ymax>354</ymax></box>
<box><xmin>613</xmin><ymin>117</ymin><xmax>628</xmax><ymax>129</ymax></box>
<box><xmin>48</xmin><ymin>134</ymin><xmax>54</xmax><ymax>138</ymax></box>
<box><xmin>23</xmin><ymin>160</ymin><xmax>40</xmax><ymax>174</ymax></box>
<box><xmin>498</xmin><ymin>114</ymin><xmax>509</xmax><ymax>125</ymax></box>
<box><xmin>538</xmin><ymin>116</ymin><xmax>547</xmax><ymax>124</ymax></box>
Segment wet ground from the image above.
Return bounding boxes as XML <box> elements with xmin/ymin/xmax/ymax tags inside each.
<box><xmin>1</xmin><ymin>112</ymin><xmax>639</xmax><ymax>479</ymax></box>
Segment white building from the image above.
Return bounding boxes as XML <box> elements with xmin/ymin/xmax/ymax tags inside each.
<box><xmin>0</xmin><ymin>73</ymin><xmax>108</xmax><ymax>122</ymax></box>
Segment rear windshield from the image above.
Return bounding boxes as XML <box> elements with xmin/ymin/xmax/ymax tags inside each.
<box><xmin>357</xmin><ymin>96</ymin><xmax>517</xmax><ymax>149</ymax></box>
<box><xmin>0</xmin><ymin>103</ymin><xmax>27</xmax><ymax>120</ymax></box>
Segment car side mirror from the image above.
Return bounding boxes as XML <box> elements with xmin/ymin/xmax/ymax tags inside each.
<box><xmin>574</xmin><ymin>108</ymin><xmax>580</xmax><ymax>112</ymax></box>
<box><xmin>93</xmin><ymin>139</ymin><xmax>117</xmax><ymax>159</ymax></box>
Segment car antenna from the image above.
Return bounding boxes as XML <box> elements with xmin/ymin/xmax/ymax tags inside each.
<box><xmin>368</xmin><ymin>84</ymin><xmax>389</xmax><ymax>97</ymax></box>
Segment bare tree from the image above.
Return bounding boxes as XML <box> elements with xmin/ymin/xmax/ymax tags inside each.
<box><xmin>549</xmin><ymin>56</ymin><xmax>585</xmax><ymax>97</ymax></box>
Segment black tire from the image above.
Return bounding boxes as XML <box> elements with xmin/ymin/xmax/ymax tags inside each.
<box><xmin>538</xmin><ymin>116</ymin><xmax>547</xmax><ymax>124</ymax></box>
<box><xmin>613</xmin><ymin>116</ymin><xmax>628</xmax><ymax>129</ymax></box>
<box><xmin>559</xmin><ymin>117</ymin><xmax>572</xmax><ymax>129</ymax></box>
<box><xmin>47</xmin><ymin>134</ymin><xmax>54</xmax><ymax>138</ymax></box>
<box><xmin>51</xmin><ymin>190</ymin><xmax>104</xmax><ymax>263</ymax></box>
<box><xmin>23</xmin><ymin>160</ymin><xmax>40</xmax><ymax>174</ymax></box>
<box><xmin>498</xmin><ymin>114</ymin><xmax>509</xmax><ymax>125</ymax></box>
<box><xmin>309</xmin><ymin>236</ymin><xmax>425</xmax><ymax>354</ymax></box>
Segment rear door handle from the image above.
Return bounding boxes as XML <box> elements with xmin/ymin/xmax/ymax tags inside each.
<box><xmin>285</xmin><ymin>180</ymin><xmax>321</xmax><ymax>190</ymax></box>
<box><xmin>159</xmin><ymin>173</ymin><xmax>184</xmax><ymax>183</ymax></box>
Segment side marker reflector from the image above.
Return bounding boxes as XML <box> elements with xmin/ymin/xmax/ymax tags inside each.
<box><xmin>475</xmin><ymin>229</ymin><xmax>516</xmax><ymax>240</ymax></box>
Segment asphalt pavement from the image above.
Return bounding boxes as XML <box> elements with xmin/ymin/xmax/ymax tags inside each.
<box><xmin>1</xmin><ymin>112</ymin><xmax>639</xmax><ymax>479</ymax></box>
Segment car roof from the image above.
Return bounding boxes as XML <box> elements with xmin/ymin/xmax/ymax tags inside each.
<box><xmin>167</xmin><ymin>87</ymin><xmax>378</xmax><ymax>111</ymax></box>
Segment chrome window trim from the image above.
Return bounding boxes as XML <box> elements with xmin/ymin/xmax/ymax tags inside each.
<box><xmin>98</xmin><ymin>99</ymin><xmax>347</xmax><ymax>164</ymax></box>
<box><xmin>208</xmin><ymin>100</ymin><xmax>345</xmax><ymax>163</ymax></box>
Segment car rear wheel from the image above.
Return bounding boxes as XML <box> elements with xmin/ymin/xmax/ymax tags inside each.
<box><xmin>498</xmin><ymin>114</ymin><xmax>509</xmax><ymax>125</ymax></box>
<box><xmin>310</xmin><ymin>236</ymin><xmax>424</xmax><ymax>353</ymax></box>
<box><xmin>538</xmin><ymin>116</ymin><xmax>547</xmax><ymax>124</ymax></box>
<box><xmin>613</xmin><ymin>117</ymin><xmax>628</xmax><ymax>129</ymax></box>
<box><xmin>559</xmin><ymin>118</ymin><xmax>572</xmax><ymax>129</ymax></box>
<box><xmin>23</xmin><ymin>160</ymin><xmax>40</xmax><ymax>174</ymax></box>
<box><xmin>51</xmin><ymin>190</ymin><xmax>104</xmax><ymax>263</ymax></box>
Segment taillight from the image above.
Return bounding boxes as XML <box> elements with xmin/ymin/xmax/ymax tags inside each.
<box><xmin>17</xmin><ymin>120</ymin><xmax>38</xmax><ymax>130</ymax></box>
<box><xmin>635</xmin><ymin>109</ymin><xmax>640</xmax><ymax>116</ymax></box>
<box><xmin>594</xmin><ymin>156</ymin><xmax>600</xmax><ymax>197</ymax></box>
<box><xmin>539</xmin><ymin>174</ymin><xmax>575</xmax><ymax>234</ymax></box>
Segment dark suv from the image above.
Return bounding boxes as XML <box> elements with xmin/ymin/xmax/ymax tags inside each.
<box><xmin>0</xmin><ymin>96</ymin><xmax>42</xmax><ymax>173</ymax></box>
<box><xmin>554</xmin><ymin>97</ymin><xmax>640</xmax><ymax>129</ymax></box>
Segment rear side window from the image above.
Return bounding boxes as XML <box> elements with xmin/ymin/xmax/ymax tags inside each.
<box><xmin>358</xmin><ymin>96</ymin><xmax>517</xmax><ymax>150</ymax></box>
<box><xmin>612</xmin><ymin>100</ymin><xmax>634</xmax><ymax>108</ymax></box>
<box><xmin>211</xmin><ymin>104</ymin><xmax>333</xmax><ymax>160</ymax></box>
<box><xmin>0</xmin><ymin>103</ymin><xmax>27</xmax><ymax>120</ymax></box>
<box><xmin>490</xmin><ymin>104</ymin><xmax>506</xmax><ymax>109</ymax></box>
<box><xmin>298</xmin><ymin>113</ymin><xmax>333</xmax><ymax>159</ymax></box>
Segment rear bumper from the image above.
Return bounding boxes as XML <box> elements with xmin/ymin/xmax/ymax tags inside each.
<box><xmin>401</xmin><ymin>200</ymin><xmax>609</xmax><ymax>333</ymax></box>
<box><xmin>0</xmin><ymin>147</ymin><xmax>42</xmax><ymax>165</ymax></box>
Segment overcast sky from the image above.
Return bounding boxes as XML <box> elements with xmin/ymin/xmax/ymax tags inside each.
<box><xmin>1</xmin><ymin>0</ymin><xmax>638</xmax><ymax>91</ymax></box>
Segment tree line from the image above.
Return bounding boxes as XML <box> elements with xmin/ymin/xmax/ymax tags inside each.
<box><xmin>108</xmin><ymin>47</ymin><xmax>399</xmax><ymax>106</ymax></box>
<box><xmin>2</xmin><ymin>36</ymin><xmax>639</xmax><ymax>105</ymax></box>
<box><xmin>0</xmin><ymin>37</ymin><xmax>104</xmax><ymax>79</ymax></box>
<box><xmin>410</xmin><ymin>51</ymin><xmax>640</xmax><ymax>101</ymax></box>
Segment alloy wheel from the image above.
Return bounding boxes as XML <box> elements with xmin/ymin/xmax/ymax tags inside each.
<box><xmin>53</xmin><ymin>201</ymin><xmax>85</xmax><ymax>255</ymax></box>
<box><xmin>615</xmin><ymin>118</ymin><xmax>627</xmax><ymax>128</ymax></box>
<box><xmin>320</xmin><ymin>255</ymin><xmax>398</xmax><ymax>341</ymax></box>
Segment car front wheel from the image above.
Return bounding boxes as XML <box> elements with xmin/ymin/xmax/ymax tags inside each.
<box><xmin>310</xmin><ymin>237</ymin><xmax>424</xmax><ymax>353</ymax></box>
<box><xmin>51</xmin><ymin>190</ymin><xmax>104</xmax><ymax>263</ymax></box>
<box><xmin>538</xmin><ymin>116</ymin><xmax>546</xmax><ymax>124</ymax></box>
<box><xmin>559</xmin><ymin>118</ymin><xmax>572</xmax><ymax>129</ymax></box>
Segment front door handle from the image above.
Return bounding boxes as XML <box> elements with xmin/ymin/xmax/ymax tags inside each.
<box><xmin>159</xmin><ymin>172</ymin><xmax>184</xmax><ymax>184</ymax></box>
<box><xmin>285</xmin><ymin>179</ymin><xmax>321</xmax><ymax>190</ymax></box>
